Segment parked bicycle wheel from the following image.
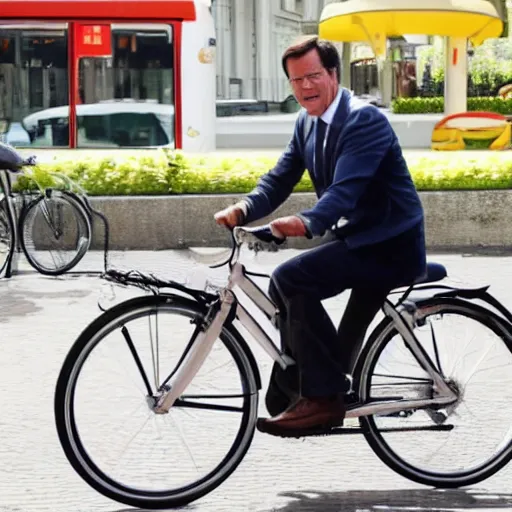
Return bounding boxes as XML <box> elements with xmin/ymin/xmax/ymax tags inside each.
<box><xmin>357</xmin><ymin>297</ymin><xmax>512</xmax><ymax>488</ymax></box>
<box><xmin>0</xmin><ymin>199</ymin><xmax>14</xmax><ymax>276</ymax></box>
<box><xmin>54</xmin><ymin>294</ymin><xmax>259</xmax><ymax>510</ymax></box>
<box><xmin>19</xmin><ymin>189</ymin><xmax>92</xmax><ymax>275</ymax></box>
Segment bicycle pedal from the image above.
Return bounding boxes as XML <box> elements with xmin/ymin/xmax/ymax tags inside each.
<box><xmin>257</xmin><ymin>418</ymin><xmax>355</xmax><ymax>439</ymax></box>
<box><xmin>259</xmin><ymin>424</ymin><xmax>364</xmax><ymax>439</ymax></box>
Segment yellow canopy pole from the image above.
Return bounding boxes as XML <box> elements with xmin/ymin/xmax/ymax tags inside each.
<box><xmin>344</xmin><ymin>12</ymin><xmax>390</xmax><ymax>105</ymax></box>
<box><xmin>351</xmin><ymin>14</ymin><xmax>387</xmax><ymax>57</ymax></box>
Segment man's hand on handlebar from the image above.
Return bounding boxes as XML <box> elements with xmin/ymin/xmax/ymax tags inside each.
<box><xmin>214</xmin><ymin>203</ymin><xmax>312</xmax><ymax>242</ymax></box>
<box><xmin>269</xmin><ymin>216</ymin><xmax>308</xmax><ymax>239</ymax></box>
<box><xmin>214</xmin><ymin>202</ymin><xmax>246</xmax><ymax>229</ymax></box>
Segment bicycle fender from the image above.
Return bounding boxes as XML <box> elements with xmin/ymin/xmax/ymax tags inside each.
<box><xmin>410</xmin><ymin>284</ymin><xmax>512</xmax><ymax>328</ymax></box>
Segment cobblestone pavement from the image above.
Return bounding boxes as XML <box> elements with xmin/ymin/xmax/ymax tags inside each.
<box><xmin>1</xmin><ymin>248</ymin><xmax>512</xmax><ymax>512</ymax></box>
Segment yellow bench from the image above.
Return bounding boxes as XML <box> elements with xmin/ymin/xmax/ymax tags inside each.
<box><xmin>431</xmin><ymin>112</ymin><xmax>511</xmax><ymax>151</ymax></box>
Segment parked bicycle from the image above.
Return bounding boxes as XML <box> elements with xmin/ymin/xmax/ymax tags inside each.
<box><xmin>54</xmin><ymin>224</ymin><xmax>512</xmax><ymax>509</ymax></box>
<box><xmin>0</xmin><ymin>142</ymin><xmax>109</xmax><ymax>277</ymax></box>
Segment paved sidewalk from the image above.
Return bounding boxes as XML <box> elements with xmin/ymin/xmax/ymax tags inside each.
<box><xmin>0</xmin><ymin>249</ymin><xmax>512</xmax><ymax>512</ymax></box>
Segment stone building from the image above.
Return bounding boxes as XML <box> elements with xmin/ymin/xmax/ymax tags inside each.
<box><xmin>212</xmin><ymin>0</ymin><xmax>341</xmax><ymax>102</ymax></box>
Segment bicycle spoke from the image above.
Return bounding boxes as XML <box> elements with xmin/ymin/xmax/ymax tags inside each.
<box><xmin>148</xmin><ymin>309</ymin><xmax>160</xmax><ymax>390</ymax></box>
<box><xmin>108</xmin><ymin>414</ymin><xmax>153</xmax><ymax>473</ymax></box>
<box><xmin>40</xmin><ymin>199</ymin><xmax>58</xmax><ymax>234</ymax></box>
<box><xmin>404</xmin><ymin>334</ymin><xmax>443</xmax><ymax>378</ymax></box>
<box><xmin>161</xmin><ymin>320</ymin><xmax>203</xmax><ymax>388</ymax></box>
<box><xmin>422</xmin><ymin>431</ymin><xmax>453</xmax><ymax>467</ymax></box>
<box><xmin>464</xmin><ymin>360</ymin><xmax>511</xmax><ymax>384</ymax></box>
<box><xmin>447</xmin><ymin>326</ymin><xmax>480</xmax><ymax>377</ymax></box>
<box><xmin>97</xmin><ymin>343</ymin><xmax>147</xmax><ymax>398</ymax></box>
<box><xmin>166</xmin><ymin>412</ymin><xmax>199</xmax><ymax>472</ymax></box>
<box><xmin>121</xmin><ymin>325</ymin><xmax>153</xmax><ymax>396</ymax></box>
<box><xmin>460</xmin><ymin>342</ymin><xmax>501</xmax><ymax>393</ymax></box>
<box><xmin>48</xmin><ymin>249</ymin><xmax>64</xmax><ymax>269</ymax></box>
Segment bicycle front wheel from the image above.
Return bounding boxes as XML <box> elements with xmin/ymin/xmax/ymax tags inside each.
<box><xmin>20</xmin><ymin>190</ymin><xmax>91</xmax><ymax>275</ymax></box>
<box><xmin>54</xmin><ymin>294</ymin><xmax>259</xmax><ymax>509</ymax></box>
<box><xmin>358</xmin><ymin>297</ymin><xmax>512</xmax><ymax>488</ymax></box>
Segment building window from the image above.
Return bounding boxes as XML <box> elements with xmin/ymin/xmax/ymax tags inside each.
<box><xmin>280</xmin><ymin>0</ymin><xmax>304</xmax><ymax>15</ymax></box>
<box><xmin>0</xmin><ymin>24</ymin><xmax>69</xmax><ymax>147</ymax></box>
<box><xmin>0</xmin><ymin>23</ymin><xmax>174</xmax><ymax>149</ymax></box>
<box><xmin>77</xmin><ymin>24</ymin><xmax>174</xmax><ymax>148</ymax></box>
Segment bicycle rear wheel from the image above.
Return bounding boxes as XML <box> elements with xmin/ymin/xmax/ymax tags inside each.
<box><xmin>0</xmin><ymin>199</ymin><xmax>14</xmax><ymax>276</ymax></box>
<box><xmin>19</xmin><ymin>190</ymin><xmax>91</xmax><ymax>275</ymax></box>
<box><xmin>358</xmin><ymin>297</ymin><xmax>512</xmax><ymax>487</ymax></box>
<box><xmin>54</xmin><ymin>294</ymin><xmax>259</xmax><ymax>509</ymax></box>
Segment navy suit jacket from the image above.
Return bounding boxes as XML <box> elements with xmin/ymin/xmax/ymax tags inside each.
<box><xmin>243</xmin><ymin>88</ymin><xmax>425</xmax><ymax>250</ymax></box>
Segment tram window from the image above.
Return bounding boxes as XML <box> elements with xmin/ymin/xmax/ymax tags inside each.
<box><xmin>0</xmin><ymin>24</ymin><xmax>69</xmax><ymax>147</ymax></box>
<box><xmin>77</xmin><ymin>24</ymin><xmax>175</xmax><ymax>148</ymax></box>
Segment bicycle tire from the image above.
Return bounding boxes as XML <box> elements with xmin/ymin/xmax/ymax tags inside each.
<box><xmin>61</xmin><ymin>189</ymin><xmax>94</xmax><ymax>222</ymax></box>
<box><xmin>54</xmin><ymin>294</ymin><xmax>259</xmax><ymax>509</ymax></box>
<box><xmin>0</xmin><ymin>197</ymin><xmax>15</xmax><ymax>276</ymax></box>
<box><xmin>19</xmin><ymin>189</ymin><xmax>92</xmax><ymax>276</ymax></box>
<box><xmin>356</xmin><ymin>296</ymin><xmax>512</xmax><ymax>488</ymax></box>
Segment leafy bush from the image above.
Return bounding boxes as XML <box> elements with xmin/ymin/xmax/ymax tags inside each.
<box><xmin>392</xmin><ymin>97</ymin><xmax>445</xmax><ymax>114</ymax></box>
<box><xmin>392</xmin><ymin>96</ymin><xmax>512</xmax><ymax>114</ymax></box>
<box><xmin>404</xmin><ymin>152</ymin><xmax>512</xmax><ymax>190</ymax></box>
<box><xmin>12</xmin><ymin>149</ymin><xmax>512</xmax><ymax>196</ymax></box>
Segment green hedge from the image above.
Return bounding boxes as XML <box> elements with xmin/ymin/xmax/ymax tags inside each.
<box><xmin>12</xmin><ymin>149</ymin><xmax>512</xmax><ymax>196</ymax></box>
<box><xmin>392</xmin><ymin>97</ymin><xmax>512</xmax><ymax>114</ymax></box>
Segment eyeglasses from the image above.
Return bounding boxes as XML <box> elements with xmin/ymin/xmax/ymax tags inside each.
<box><xmin>288</xmin><ymin>71</ymin><xmax>325</xmax><ymax>86</ymax></box>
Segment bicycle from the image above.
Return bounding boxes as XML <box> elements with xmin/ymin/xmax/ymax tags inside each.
<box><xmin>0</xmin><ymin>142</ymin><xmax>109</xmax><ymax>277</ymax></box>
<box><xmin>54</xmin><ymin>224</ymin><xmax>512</xmax><ymax>510</ymax></box>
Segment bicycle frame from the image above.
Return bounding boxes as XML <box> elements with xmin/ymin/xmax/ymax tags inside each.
<box><xmin>154</xmin><ymin>226</ymin><xmax>458</xmax><ymax>417</ymax></box>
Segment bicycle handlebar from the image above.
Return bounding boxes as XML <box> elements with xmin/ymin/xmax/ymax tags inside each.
<box><xmin>0</xmin><ymin>155</ymin><xmax>36</xmax><ymax>174</ymax></box>
<box><xmin>207</xmin><ymin>224</ymin><xmax>287</xmax><ymax>269</ymax></box>
<box><xmin>21</xmin><ymin>155</ymin><xmax>37</xmax><ymax>167</ymax></box>
<box><xmin>233</xmin><ymin>225</ymin><xmax>286</xmax><ymax>247</ymax></box>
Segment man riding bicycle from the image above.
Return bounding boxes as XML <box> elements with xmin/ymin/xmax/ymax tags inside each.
<box><xmin>214</xmin><ymin>36</ymin><xmax>426</xmax><ymax>438</ymax></box>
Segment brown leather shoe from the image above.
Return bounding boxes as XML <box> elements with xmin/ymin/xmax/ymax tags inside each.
<box><xmin>256</xmin><ymin>395</ymin><xmax>346</xmax><ymax>438</ymax></box>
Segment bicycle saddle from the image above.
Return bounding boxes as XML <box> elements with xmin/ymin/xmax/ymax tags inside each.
<box><xmin>0</xmin><ymin>142</ymin><xmax>36</xmax><ymax>171</ymax></box>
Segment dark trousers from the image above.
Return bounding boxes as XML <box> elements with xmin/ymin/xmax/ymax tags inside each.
<box><xmin>265</xmin><ymin>224</ymin><xmax>426</xmax><ymax>415</ymax></box>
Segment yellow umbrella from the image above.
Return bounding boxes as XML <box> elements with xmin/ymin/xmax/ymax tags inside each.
<box><xmin>319</xmin><ymin>0</ymin><xmax>503</xmax><ymax>56</ymax></box>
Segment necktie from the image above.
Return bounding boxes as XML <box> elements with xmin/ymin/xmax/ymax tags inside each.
<box><xmin>315</xmin><ymin>118</ymin><xmax>327</xmax><ymax>183</ymax></box>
